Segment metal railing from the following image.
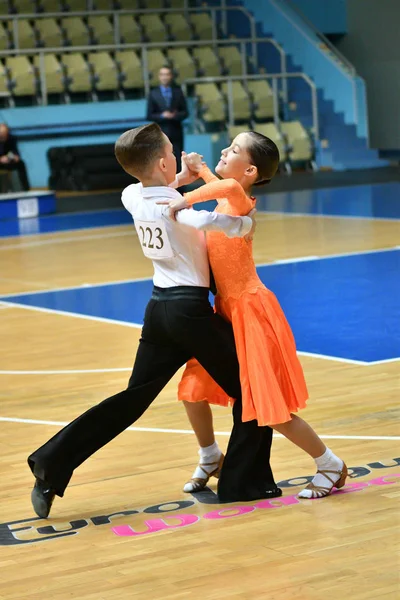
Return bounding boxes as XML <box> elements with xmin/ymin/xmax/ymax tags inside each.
<box><xmin>1</xmin><ymin>5</ymin><xmax>259</xmax><ymax>60</ymax></box>
<box><xmin>0</xmin><ymin>37</ymin><xmax>287</xmax><ymax>106</ymax></box>
<box><xmin>184</xmin><ymin>73</ymin><xmax>319</xmax><ymax>141</ymax></box>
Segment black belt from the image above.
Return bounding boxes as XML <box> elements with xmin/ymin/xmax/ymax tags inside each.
<box><xmin>152</xmin><ymin>286</ymin><xmax>209</xmax><ymax>301</ymax></box>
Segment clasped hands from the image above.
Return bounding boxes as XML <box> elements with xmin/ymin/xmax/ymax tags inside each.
<box><xmin>158</xmin><ymin>151</ymin><xmax>256</xmax><ymax>241</ymax></box>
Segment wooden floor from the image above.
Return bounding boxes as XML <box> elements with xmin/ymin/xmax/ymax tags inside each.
<box><xmin>0</xmin><ymin>211</ymin><xmax>399</xmax><ymax>600</ymax></box>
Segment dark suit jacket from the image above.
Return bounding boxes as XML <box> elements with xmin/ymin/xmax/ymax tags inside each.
<box><xmin>146</xmin><ymin>85</ymin><xmax>188</xmax><ymax>145</ymax></box>
<box><xmin>0</xmin><ymin>133</ymin><xmax>19</xmax><ymax>158</ymax></box>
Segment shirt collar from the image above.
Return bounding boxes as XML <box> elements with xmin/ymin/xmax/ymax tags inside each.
<box><xmin>139</xmin><ymin>183</ymin><xmax>182</xmax><ymax>200</ymax></box>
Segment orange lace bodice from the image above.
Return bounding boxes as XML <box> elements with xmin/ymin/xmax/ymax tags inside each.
<box><xmin>184</xmin><ymin>166</ymin><xmax>264</xmax><ymax>300</ymax></box>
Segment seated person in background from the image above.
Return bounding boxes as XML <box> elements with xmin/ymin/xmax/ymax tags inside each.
<box><xmin>0</xmin><ymin>123</ymin><xmax>30</xmax><ymax>191</ymax></box>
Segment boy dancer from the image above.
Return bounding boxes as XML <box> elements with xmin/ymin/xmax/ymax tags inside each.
<box><xmin>28</xmin><ymin>124</ymin><xmax>280</xmax><ymax>518</ymax></box>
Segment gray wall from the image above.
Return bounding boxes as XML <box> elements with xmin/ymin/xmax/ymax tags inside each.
<box><xmin>336</xmin><ymin>0</ymin><xmax>400</xmax><ymax>149</ymax></box>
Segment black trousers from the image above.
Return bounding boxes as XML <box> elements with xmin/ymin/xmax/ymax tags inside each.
<box><xmin>1</xmin><ymin>160</ymin><xmax>30</xmax><ymax>191</ymax></box>
<box><xmin>28</xmin><ymin>287</ymin><xmax>275</xmax><ymax>501</ymax></box>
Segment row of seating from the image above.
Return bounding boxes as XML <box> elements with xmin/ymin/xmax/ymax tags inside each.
<box><xmin>0</xmin><ymin>45</ymin><xmax>253</xmax><ymax>96</ymax></box>
<box><xmin>3</xmin><ymin>0</ymin><xmax>192</xmax><ymax>14</ymax></box>
<box><xmin>229</xmin><ymin>122</ymin><xmax>314</xmax><ymax>166</ymax></box>
<box><xmin>1</xmin><ymin>11</ymin><xmax>214</xmax><ymax>49</ymax></box>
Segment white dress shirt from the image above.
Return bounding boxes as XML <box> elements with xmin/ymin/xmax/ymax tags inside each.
<box><xmin>121</xmin><ymin>182</ymin><xmax>252</xmax><ymax>288</ymax></box>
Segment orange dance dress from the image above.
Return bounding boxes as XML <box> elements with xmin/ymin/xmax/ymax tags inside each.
<box><xmin>178</xmin><ymin>166</ymin><xmax>308</xmax><ymax>426</ymax></box>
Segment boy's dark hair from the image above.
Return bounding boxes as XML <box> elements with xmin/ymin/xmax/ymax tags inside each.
<box><xmin>246</xmin><ymin>131</ymin><xmax>280</xmax><ymax>186</ymax></box>
<box><xmin>115</xmin><ymin>123</ymin><xmax>166</xmax><ymax>177</ymax></box>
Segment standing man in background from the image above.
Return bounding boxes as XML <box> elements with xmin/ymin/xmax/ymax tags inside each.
<box><xmin>147</xmin><ymin>66</ymin><xmax>188</xmax><ymax>172</ymax></box>
<box><xmin>0</xmin><ymin>123</ymin><xmax>30</xmax><ymax>191</ymax></box>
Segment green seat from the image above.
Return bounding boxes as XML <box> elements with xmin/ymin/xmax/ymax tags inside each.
<box><xmin>195</xmin><ymin>83</ymin><xmax>225</xmax><ymax>122</ymax></box>
<box><xmin>62</xmin><ymin>52</ymin><xmax>92</xmax><ymax>92</ymax></box>
<box><xmin>139</xmin><ymin>14</ymin><xmax>167</xmax><ymax>42</ymax></box>
<box><xmin>281</xmin><ymin>120</ymin><xmax>313</xmax><ymax>162</ymax></box>
<box><xmin>222</xmin><ymin>81</ymin><xmax>251</xmax><ymax>121</ymax></box>
<box><xmin>94</xmin><ymin>0</ymin><xmax>115</xmax><ymax>8</ymax></box>
<box><xmin>89</xmin><ymin>52</ymin><xmax>119</xmax><ymax>91</ymax></box>
<box><xmin>167</xmin><ymin>48</ymin><xmax>196</xmax><ymax>83</ymax></box>
<box><xmin>0</xmin><ymin>60</ymin><xmax>9</xmax><ymax>95</ymax></box>
<box><xmin>247</xmin><ymin>80</ymin><xmax>274</xmax><ymax>120</ymax></box>
<box><xmin>118</xmin><ymin>15</ymin><xmax>142</xmax><ymax>44</ymax></box>
<box><xmin>228</xmin><ymin>125</ymin><xmax>247</xmax><ymax>141</ymax></box>
<box><xmin>117</xmin><ymin>0</ymin><xmax>140</xmax><ymax>9</ymax></box>
<box><xmin>64</xmin><ymin>0</ymin><xmax>89</xmax><ymax>10</ymax></box>
<box><xmin>164</xmin><ymin>13</ymin><xmax>191</xmax><ymax>42</ymax></box>
<box><xmin>0</xmin><ymin>22</ymin><xmax>10</xmax><ymax>51</ymax></box>
<box><xmin>33</xmin><ymin>53</ymin><xmax>64</xmax><ymax>93</ymax></box>
<box><xmin>192</xmin><ymin>47</ymin><xmax>220</xmax><ymax>77</ymax></box>
<box><xmin>15</xmin><ymin>19</ymin><xmax>37</xmax><ymax>49</ymax></box>
<box><xmin>7</xmin><ymin>56</ymin><xmax>37</xmax><ymax>96</ymax></box>
<box><xmin>254</xmin><ymin>123</ymin><xmax>286</xmax><ymax>162</ymax></box>
<box><xmin>62</xmin><ymin>17</ymin><xmax>91</xmax><ymax>46</ymax></box>
<box><xmin>13</xmin><ymin>0</ymin><xmax>37</xmax><ymax>13</ymax></box>
<box><xmin>115</xmin><ymin>49</ymin><xmax>143</xmax><ymax>90</ymax></box>
<box><xmin>191</xmin><ymin>12</ymin><xmax>213</xmax><ymax>40</ymax></box>
<box><xmin>35</xmin><ymin>18</ymin><xmax>64</xmax><ymax>48</ymax></box>
<box><xmin>88</xmin><ymin>15</ymin><xmax>114</xmax><ymax>45</ymax></box>
<box><xmin>219</xmin><ymin>46</ymin><xmax>243</xmax><ymax>76</ymax></box>
<box><xmin>39</xmin><ymin>0</ymin><xmax>62</xmax><ymax>10</ymax></box>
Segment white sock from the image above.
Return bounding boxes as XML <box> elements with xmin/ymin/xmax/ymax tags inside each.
<box><xmin>298</xmin><ymin>448</ymin><xmax>344</xmax><ymax>499</ymax></box>
<box><xmin>183</xmin><ymin>442</ymin><xmax>222</xmax><ymax>492</ymax></box>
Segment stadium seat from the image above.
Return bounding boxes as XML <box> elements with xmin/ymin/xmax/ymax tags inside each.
<box><xmin>164</xmin><ymin>13</ymin><xmax>191</xmax><ymax>42</ymax></box>
<box><xmin>62</xmin><ymin>17</ymin><xmax>91</xmax><ymax>46</ymax></box>
<box><xmin>35</xmin><ymin>18</ymin><xmax>64</xmax><ymax>48</ymax></box>
<box><xmin>254</xmin><ymin>122</ymin><xmax>286</xmax><ymax>163</ymax></box>
<box><xmin>94</xmin><ymin>0</ymin><xmax>115</xmax><ymax>9</ymax></box>
<box><xmin>0</xmin><ymin>22</ymin><xmax>10</xmax><ymax>51</ymax></box>
<box><xmin>195</xmin><ymin>83</ymin><xmax>225</xmax><ymax>123</ymax></box>
<box><xmin>147</xmin><ymin>48</ymin><xmax>167</xmax><ymax>82</ymax></box>
<box><xmin>167</xmin><ymin>48</ymin><xmax>196</xmax><ymax>82</ymax></box>
<box><xmin>281</xmin><ymin>120</ymin><xmax>314</xmax><ymax>162</ymax></box>
<box><xmin>7</xmin><ymin>56</ymin><xmax>37</xmax><ymax>96</ymax></box>
<box><xmin>88</xmin><ymin>15</ymin><xmax>114</xmax><ymax>45</ymax></box>
<box><xmin>64</xmin><ymin>0</ymin><xmax>89</xmax><ymax>10</ymax></box>
<box><xmin>62</xmin><ymin>52</ymin><xmax>92</xmax><ymax>93</ymax></box>
<box><xmin>0</xmin><ymin>0</ymin><xmax>9</xmax><ymax>15</ymax></box>
<box><xmin>118</xmin><ymin>15</ymin><xmax>142</xmax><ymax>44</ymax></box>
<box><xmin>228</xmin><ymin>124</ymin><xmax>247</xmax><ymax>140</ymax></box>
<box><xmin>247</xmin><ymin>80</ymin><xmax>274</xmax><ymax>120</ymax></box>
<box><xmin>190</xmin><ymin>13</ymin><xmax>213</xmax><ymax>40</ymax></box>
<box><xmin>218</xmin><ymin>46</ymin><xmax>243</xmax><ymax>76</ymax></box>
<box><xmin>192</xmin><ymin>47</ymin><xmax>220</xmax><ymax>77</ymax></box>
<box><xmin>33</xmin><ymin>53</ymin><xmax>64</xmax><ymax>94</ymax></box>
<box><xmin>139</xmin><ymin>14</ymin><xmax>168</xmax><ymax>42</ymax></box>
<box><xmin>39</xmin><ymin>0</ymin><xmax>62</xmax><ymax>10</ymax></box>
<box><xmin>13</xmin><ymin>0</ymin><xmax>37</xmax><ymax>13</ymax></box>
<box><xmin>15</xmin><ymin>19</ymin><xmax>37</xmax><ymax>49</ymax></box>
<box><xmin>88</xmin><ymin>52</ymin><xmax>119</xmax><ymax>91</ymax></box>
<box><xmin>117</xmin><ymin>0</ymin><xmax>140</xmax><ymax>9</ymax></box>
<box><xmin>169</xmin><ymin>0</ymin><xmax>184</xmax><ymax>6</ymax></box>
<box><xmin>143</xmin><ymin>0</ymin><xmax>165</xmax><ymax>8</ymax></box>
<box><xmin>222</xmin><ymin>81</ymin><xmax>251</xmax><ymax>121</ymax></box>
<box><xmin>115</xmin><ymin>50</ymin><xmax>143</xmax><ymax>90</ymax></box>
<box><xmin>0</xmin><ymin>60</ymin><xmax>9</xmax><ymax>95</ymax></box>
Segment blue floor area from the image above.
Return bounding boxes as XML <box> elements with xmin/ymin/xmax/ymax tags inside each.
<box><xmin>0</xmin><ymin>182</ymin><xmax>399</xmax><ymax>238</ymax></box>
<box><xmin>255</xmin><ymin>182</ymin><xmax>400</xmax><ymax>219</ymax></box>
<box><xmin>2</xmin><ymin>249</ymin><xmax>399</xmax><ymax>363</ymax></box>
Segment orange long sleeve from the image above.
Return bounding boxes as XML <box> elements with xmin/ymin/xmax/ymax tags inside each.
<box><xmin>184</xmin><ymin>169</ymin><xmax>254</xmax><ymax>216</ymax></box>
<box><xmin>198</xmin><ymin>165</ymin><xmax>219</xmax><ymax>184</ymax></box>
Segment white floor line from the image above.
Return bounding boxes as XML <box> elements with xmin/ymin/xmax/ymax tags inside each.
<box><xmin>0</xmin><ymin>416</ymin><xmax>399</xmax><ymax>441</ymax></box>
<box><xmin>0</xmin><ymin>275</ymin><xmax>152</xmax><ymax>299</ymax></box>
<box><xmin>0</xmin><ymin>246</ymin><xmax>397</xmax><ymax>300</ymax></box>
<box><xmin>297</xmin><ymin>351</ymin><xmax>367</xmax><ymax>365</ymax></box>
<box><xmin>0</xmin><ymin>229</ymin><xmax>134</xmax><ymax>251</ymax></box>
<box><xmin>255</xmin><ymin>246</ymin><xmax>399</xmax><ymax>269</ymax></box>
<box><xmin>0</xmin><ymin>300</ymin><xmax>142</xmax><ymax>329</ymax></box>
